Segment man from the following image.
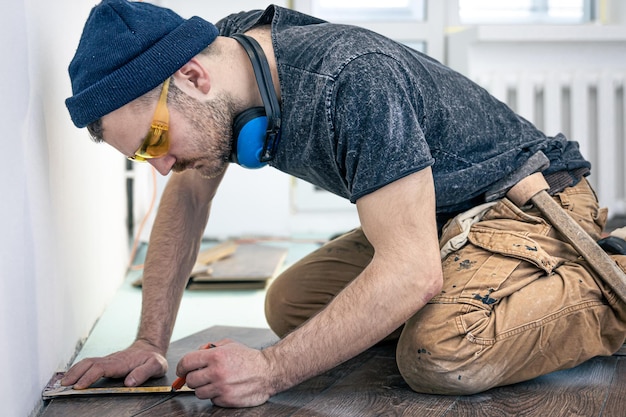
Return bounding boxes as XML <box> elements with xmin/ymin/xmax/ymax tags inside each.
<box><xmin>62</xmin><ymin>0</ymin><xmax>626</xmax><ymax>408</ymax></box>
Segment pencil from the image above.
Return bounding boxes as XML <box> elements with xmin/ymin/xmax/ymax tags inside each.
<box><xmin>171</xmin><ymin>342</ymin><xmax>216</xmax><ymax>391</ymax></box>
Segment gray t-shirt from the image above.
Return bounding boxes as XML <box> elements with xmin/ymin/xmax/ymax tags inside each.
<box><xmin>217</xmin><ymin>6</ymin><xmax>590</xmax><ymax>216</ymax></box>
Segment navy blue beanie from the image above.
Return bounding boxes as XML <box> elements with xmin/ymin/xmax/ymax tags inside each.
<box><xmin>66</xmin><ymin>0</ymin><xmax>218</xmax><ymax>128</ymax></box>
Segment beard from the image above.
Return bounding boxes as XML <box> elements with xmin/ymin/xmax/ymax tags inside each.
<box><xmin>168</xmin><ymin>82</ymin><xmax>239</xmax><ymax>178</ymax></box>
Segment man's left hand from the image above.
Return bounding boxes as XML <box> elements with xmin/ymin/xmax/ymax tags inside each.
<box><xmin>176</xmin><ymin>340</ymin><xmax>275</xmax><ymax>407</ymax></box>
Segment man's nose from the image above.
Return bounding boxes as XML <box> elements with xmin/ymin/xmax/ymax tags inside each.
<box><xmin>147</xmin><ymin>155</ymin><xmax>175</xmax><ymax>176</ymax></box>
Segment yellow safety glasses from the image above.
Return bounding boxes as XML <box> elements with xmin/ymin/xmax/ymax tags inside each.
<box><xmin>128</xmin><ymin>78</ymin><xmax>171</xmax><ymax>162</ymax></box>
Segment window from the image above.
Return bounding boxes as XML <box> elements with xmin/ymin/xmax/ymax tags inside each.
<box><xmin>458</xmin><ymin>0</ymin><xmax>596</xmax><ymax>24</ymax></box>
<box><xmin>312</xmin><ymin>0</ymin><xmax>426</xmax><ymax>22</ymax></box>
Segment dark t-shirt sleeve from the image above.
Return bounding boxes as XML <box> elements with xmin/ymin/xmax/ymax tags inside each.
<box><xmin>332</xmin><ymin>53</ymin><xmax>435</xmax><ymax>202</ymax></box>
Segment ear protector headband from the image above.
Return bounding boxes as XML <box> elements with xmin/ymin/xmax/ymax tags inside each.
<box><xmin>230</xmin><ymin>34</ymin><xmax>282</xmax><ymax>169</ymax></box>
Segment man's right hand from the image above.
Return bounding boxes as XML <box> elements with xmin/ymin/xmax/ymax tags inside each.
<box><xmin>60</xmin><ymin>339</ymin><xmax>168</xmax><ymax>389</ymax></box>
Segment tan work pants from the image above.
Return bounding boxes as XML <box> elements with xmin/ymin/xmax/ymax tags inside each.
<box><xmin>264</xmin><ymin>179</ymin><xmax>626</xmax><ymax>395</ymax></box>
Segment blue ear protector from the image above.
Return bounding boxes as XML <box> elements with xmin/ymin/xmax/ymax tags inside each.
<box><xmin>230</xmin><ymin>34</ymin><xmax>282</xmax><ymax>169</ymax></box>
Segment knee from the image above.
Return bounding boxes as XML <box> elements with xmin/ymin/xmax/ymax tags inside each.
<box><xmin>396</xmin><ymin>321</ymin><xmax>495</xmax><ymax>395</ymax></box>
<box><xmin>396</xmin><ymin>346</ymin><xmax>494</xmax><ymax>395</ymax></box>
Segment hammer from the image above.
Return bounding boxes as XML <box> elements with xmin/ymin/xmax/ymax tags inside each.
<box><xmin>507</xmin><ymin>172</ymin><xmax>626</xmax><ymax>303</ymax></box>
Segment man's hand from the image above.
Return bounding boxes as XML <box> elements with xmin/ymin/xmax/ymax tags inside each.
<box><xmin>61</xmin><ymin>339</ymin><xmax>168</xmax><ymax>389</ymax></box>
<box><xmin>176</xmin><ymin>340</ymin><xmax>274</xmax><ymax>408</ymax></box>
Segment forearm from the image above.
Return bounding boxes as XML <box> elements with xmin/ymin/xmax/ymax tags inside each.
<box><xmin>136</xmin><ymin>171</ymin><xmax>223</xmax><ymax>353</ymax></box>
<box><xmin>136</xmin><ymin>208</ymin><xmax>207</xmax><ymax>353</ymax></box>
<box><xmin>263</xmin><ymin>256</ymin><xmax>442</xmax><ymax>394</ymax></box>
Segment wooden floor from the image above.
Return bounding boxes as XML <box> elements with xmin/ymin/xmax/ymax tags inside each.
<box><xmin>41</xmin><ymin>325</ymin><xmax>626</xmax><ymax>417</ymax></box>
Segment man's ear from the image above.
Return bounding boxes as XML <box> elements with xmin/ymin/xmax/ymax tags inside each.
<box><xmin>175</xmin><ymin>57</ymin><xmax>210</xmax><ymax>95</ymax></box>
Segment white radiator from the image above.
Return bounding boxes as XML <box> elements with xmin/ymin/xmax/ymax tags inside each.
<box><xmin>475</xmin><ymin>71</ymin><xmax>626</xmax><ymax>217</ymax></box>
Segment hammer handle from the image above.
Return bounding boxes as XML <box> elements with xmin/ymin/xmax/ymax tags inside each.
<box><xmin>506</xmin><ymin>173</ymin><xmax>626</xmax><ymax>302</ymax></box>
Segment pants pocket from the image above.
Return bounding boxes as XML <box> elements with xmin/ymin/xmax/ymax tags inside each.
<box><xmin>468</xmin><ymin>227</ymin><xmax>560</xmax><ymax>275</ymax></box>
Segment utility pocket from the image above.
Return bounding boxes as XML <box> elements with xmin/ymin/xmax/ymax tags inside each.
<box><xmin>468</xmin><ymin>228</ymin><xmax>560</xmax><ymax>275</ymax></box>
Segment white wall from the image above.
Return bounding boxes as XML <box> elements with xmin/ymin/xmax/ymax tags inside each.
<box><xmin>1</xmin><ymin>1</ymin><xmax>128</xmax><ymax>415</ymax></box>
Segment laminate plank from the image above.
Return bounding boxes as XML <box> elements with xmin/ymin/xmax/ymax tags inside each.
<box><xmin>41</xmin><ymin>326</ymin><xmax>279</xmax><ymax>417</ymax></box>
